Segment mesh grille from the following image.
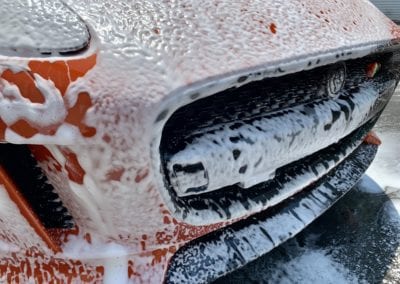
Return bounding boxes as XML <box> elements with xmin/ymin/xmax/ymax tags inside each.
<box><xmin>0</xmin><ymin>144</ymin><xmax>73</xmax><ymax>229</ymax></box>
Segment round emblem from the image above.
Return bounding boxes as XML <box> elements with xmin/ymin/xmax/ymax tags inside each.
<box><xmin>325</xmin><ymin>62</ymin><xmax>346</xmax><ymax>98</ymax></box>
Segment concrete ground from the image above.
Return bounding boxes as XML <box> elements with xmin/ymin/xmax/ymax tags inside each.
<box><xmin>217</xmin><ymin>88</ymin><xmax>400</xmax><ymax>283</ymax></box>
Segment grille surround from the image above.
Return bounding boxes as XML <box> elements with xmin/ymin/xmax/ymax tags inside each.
<box><xmin>157</xmin><ymin>48</ymin><xmax>400</xmax><ymax>224</ymax></box>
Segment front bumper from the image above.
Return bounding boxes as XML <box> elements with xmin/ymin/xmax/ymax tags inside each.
<box><xmin>166</xmin><ymin>142</ymin><xmax>378</xmax><ymax>283</ymax></box>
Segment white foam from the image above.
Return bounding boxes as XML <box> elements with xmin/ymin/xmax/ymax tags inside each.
<box><xmin>0</xmin><ymin>73</ymin><xmax>66</xmax><ymax>126</ymax></box>
<box><xmin>0</xmin><ymin>185</ymin><xmax>50</xmax><ymax>253</ymax></box>
<box><xmin>0</xmin><ymin>0</ymin><xmax>89</xmax><ymax>56</ymax></box>
<box><xmin>169</xmin><ymin>86</ymin><xmax>378</xmax><ymax>195</ymax></box>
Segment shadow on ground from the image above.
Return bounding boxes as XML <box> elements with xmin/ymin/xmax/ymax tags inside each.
<box><xmin>216</xmin><ymin>176</ymin><xmax>400</xmax><ymax>283</ymax></box>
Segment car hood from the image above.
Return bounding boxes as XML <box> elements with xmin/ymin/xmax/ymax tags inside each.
<box><xmin>0</xmin><ymin>0</ymin><xmax>399</xmax><ymax>145</ymax></box>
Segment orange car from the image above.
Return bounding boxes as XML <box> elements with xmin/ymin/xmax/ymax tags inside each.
<box><xmin>0</xmin><ymin>0</ymin><xmax>399</xmax><ymax>282</ymax></box>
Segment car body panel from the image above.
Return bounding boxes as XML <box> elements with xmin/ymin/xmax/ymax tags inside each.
<box><xmin>0</xmin><ymin>0</ymin><xmax>399</xmax><ymax>282</ymax></box>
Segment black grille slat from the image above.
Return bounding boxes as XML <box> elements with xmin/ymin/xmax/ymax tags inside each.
<box><xmin>0</xmin><ymin>144</ymin><xmax>73</xmax><ymax>229</ymax></box>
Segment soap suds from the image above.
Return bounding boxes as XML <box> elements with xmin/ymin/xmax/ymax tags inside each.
<box><xmin>0</xmin><ymin>0</ymin><xmax>89</xmax><ymax>56</ymax></box>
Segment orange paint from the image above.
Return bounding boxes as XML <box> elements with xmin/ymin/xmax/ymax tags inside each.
<box><xmin>60</xmin><ymin>148</ymin><xmax>86</xmax><ymax>185</ymax></box>
<box><xmin>163</xmin><ymin>216</ymin><xmax>171</xmax><ymax>225</ymax></box>
<box><xmin>1</xmin><ymin>70</ymin><xmax>45</xmax><ymax>103</ymax></box>
<box><xmin>128</xmin><ymin>260</ymin><xmax>141</xmax><ymax>278</ymax></box>
<box><xmin>366</xmin><ymin>62</ymin><xmax>381</xmax><ymax>79</ymax></box>
<box><xmin>29</xmin><ymin>145</ymin><xmax>62</xmax><ymax>172</ymax></box>
<box><xmin>364</xmin><ymin>131</ymin><xmax>381</xmax><ymax>146</ymax></box>
<box><xmin>102</xmin><ymin>133</ymin><xmax>112</xmax><ymax>143</ymax></box>
<box><xmin>156</xmin><ymin>231</ymin><xmax>173</xmax><ymax>245</ymax></box>
<box><xmin>10</xmin><ymin>119</ymin><xmax>40</xmax><ymax>139</ymax></box>
<box><xmin>151</xmin><ymin>248</ymin><xmax>169</xmax><ymax>265</ymax></box>
<box><xmin>0</xmin><ymin>249</ymin><xmax>104</xmax><ymax>283</ymax></box>
<box><xmin>0</xmin><ymin>166</ymin><xmax>61</xmax><ymax>253</ymax></box>
<box><xmin>65</xmin><ymin>92</ymin><xmax>97</xmax><ymax>138</ymax></box>
<box><xmin>269</xmin><ymin>23</ymin><xmax>277</xmax><ymax>34</ymax></box>
<box><xmin>83</xmin><ymin>233</ymin><xmax>92</xmax><ymax>244</ymax></box>
<box><xmin>135</xmin><ymin>168</ymin><xmax>149</xmax><ymax>183</ymax></box>
<box><xmin>66</xmin><ymin>54</ymin><xmax>97</xmax><ymax>82</ymax></box>
<box><xmin>27</xmin><ymin>54</ymin><xmax>97</xmax><ymax>95</ymax></box>
<box><xmin>168</xmin><ymin>246</ymin><xmax>177</xmax><ymax>254</ymax></box>
<box><xmin>172</xmin><ymin>220</ymin><xmax>225</xmax><ymax>243</ymax></box>
<box><xmin>0</xmin><ymin>53</ymin><xmax>97</xmax><ymax>141</ymax></box>
<box><xmin>46</xmin><ymin>228</ymin><xmax>79</xmax><ymax>247</ymax></box>
<box><xmin>0</xmin><ymin>119</ymin><xmax>6</xmax><ymax>140</ymax></box>
<box><xmin>140</xmin><ymin>240</ymin><xmax>146</xmax><ymax>251</ymax></box>
<box><xmin>106</xmin><ymin>167</ymin><xmax>125</xmax><ymax>181</ymax></box>
<box><xmin>28</xmin><ymin>61</ymin><xmax>70</xmax><ymax>95</ymax></box>
<box><xmin>9</xmin><ymin>119</ymin><xmax>61</xmax><ymax>139</ymax></box>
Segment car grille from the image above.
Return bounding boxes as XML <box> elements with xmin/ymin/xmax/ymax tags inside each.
<box><xmin>160</xmin><ymin>49</ymin><xmax>400</xmax><ymax>223</ymax></box>
<box><xmin>0</xmin><ymin>144</ymin><xmax>73</xmax><ymax>229</ymax></box>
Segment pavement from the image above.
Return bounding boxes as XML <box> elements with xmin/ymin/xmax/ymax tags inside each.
<box><xmin>216</xmin><ymin>88</ymin><xmax>400</xmax><ymax>283</ymax></box>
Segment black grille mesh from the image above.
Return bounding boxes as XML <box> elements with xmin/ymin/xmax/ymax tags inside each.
<box><xmin>0</xmin><ymin>144</ymin><xmax>73</xmax><ymax>229</ymax></box>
